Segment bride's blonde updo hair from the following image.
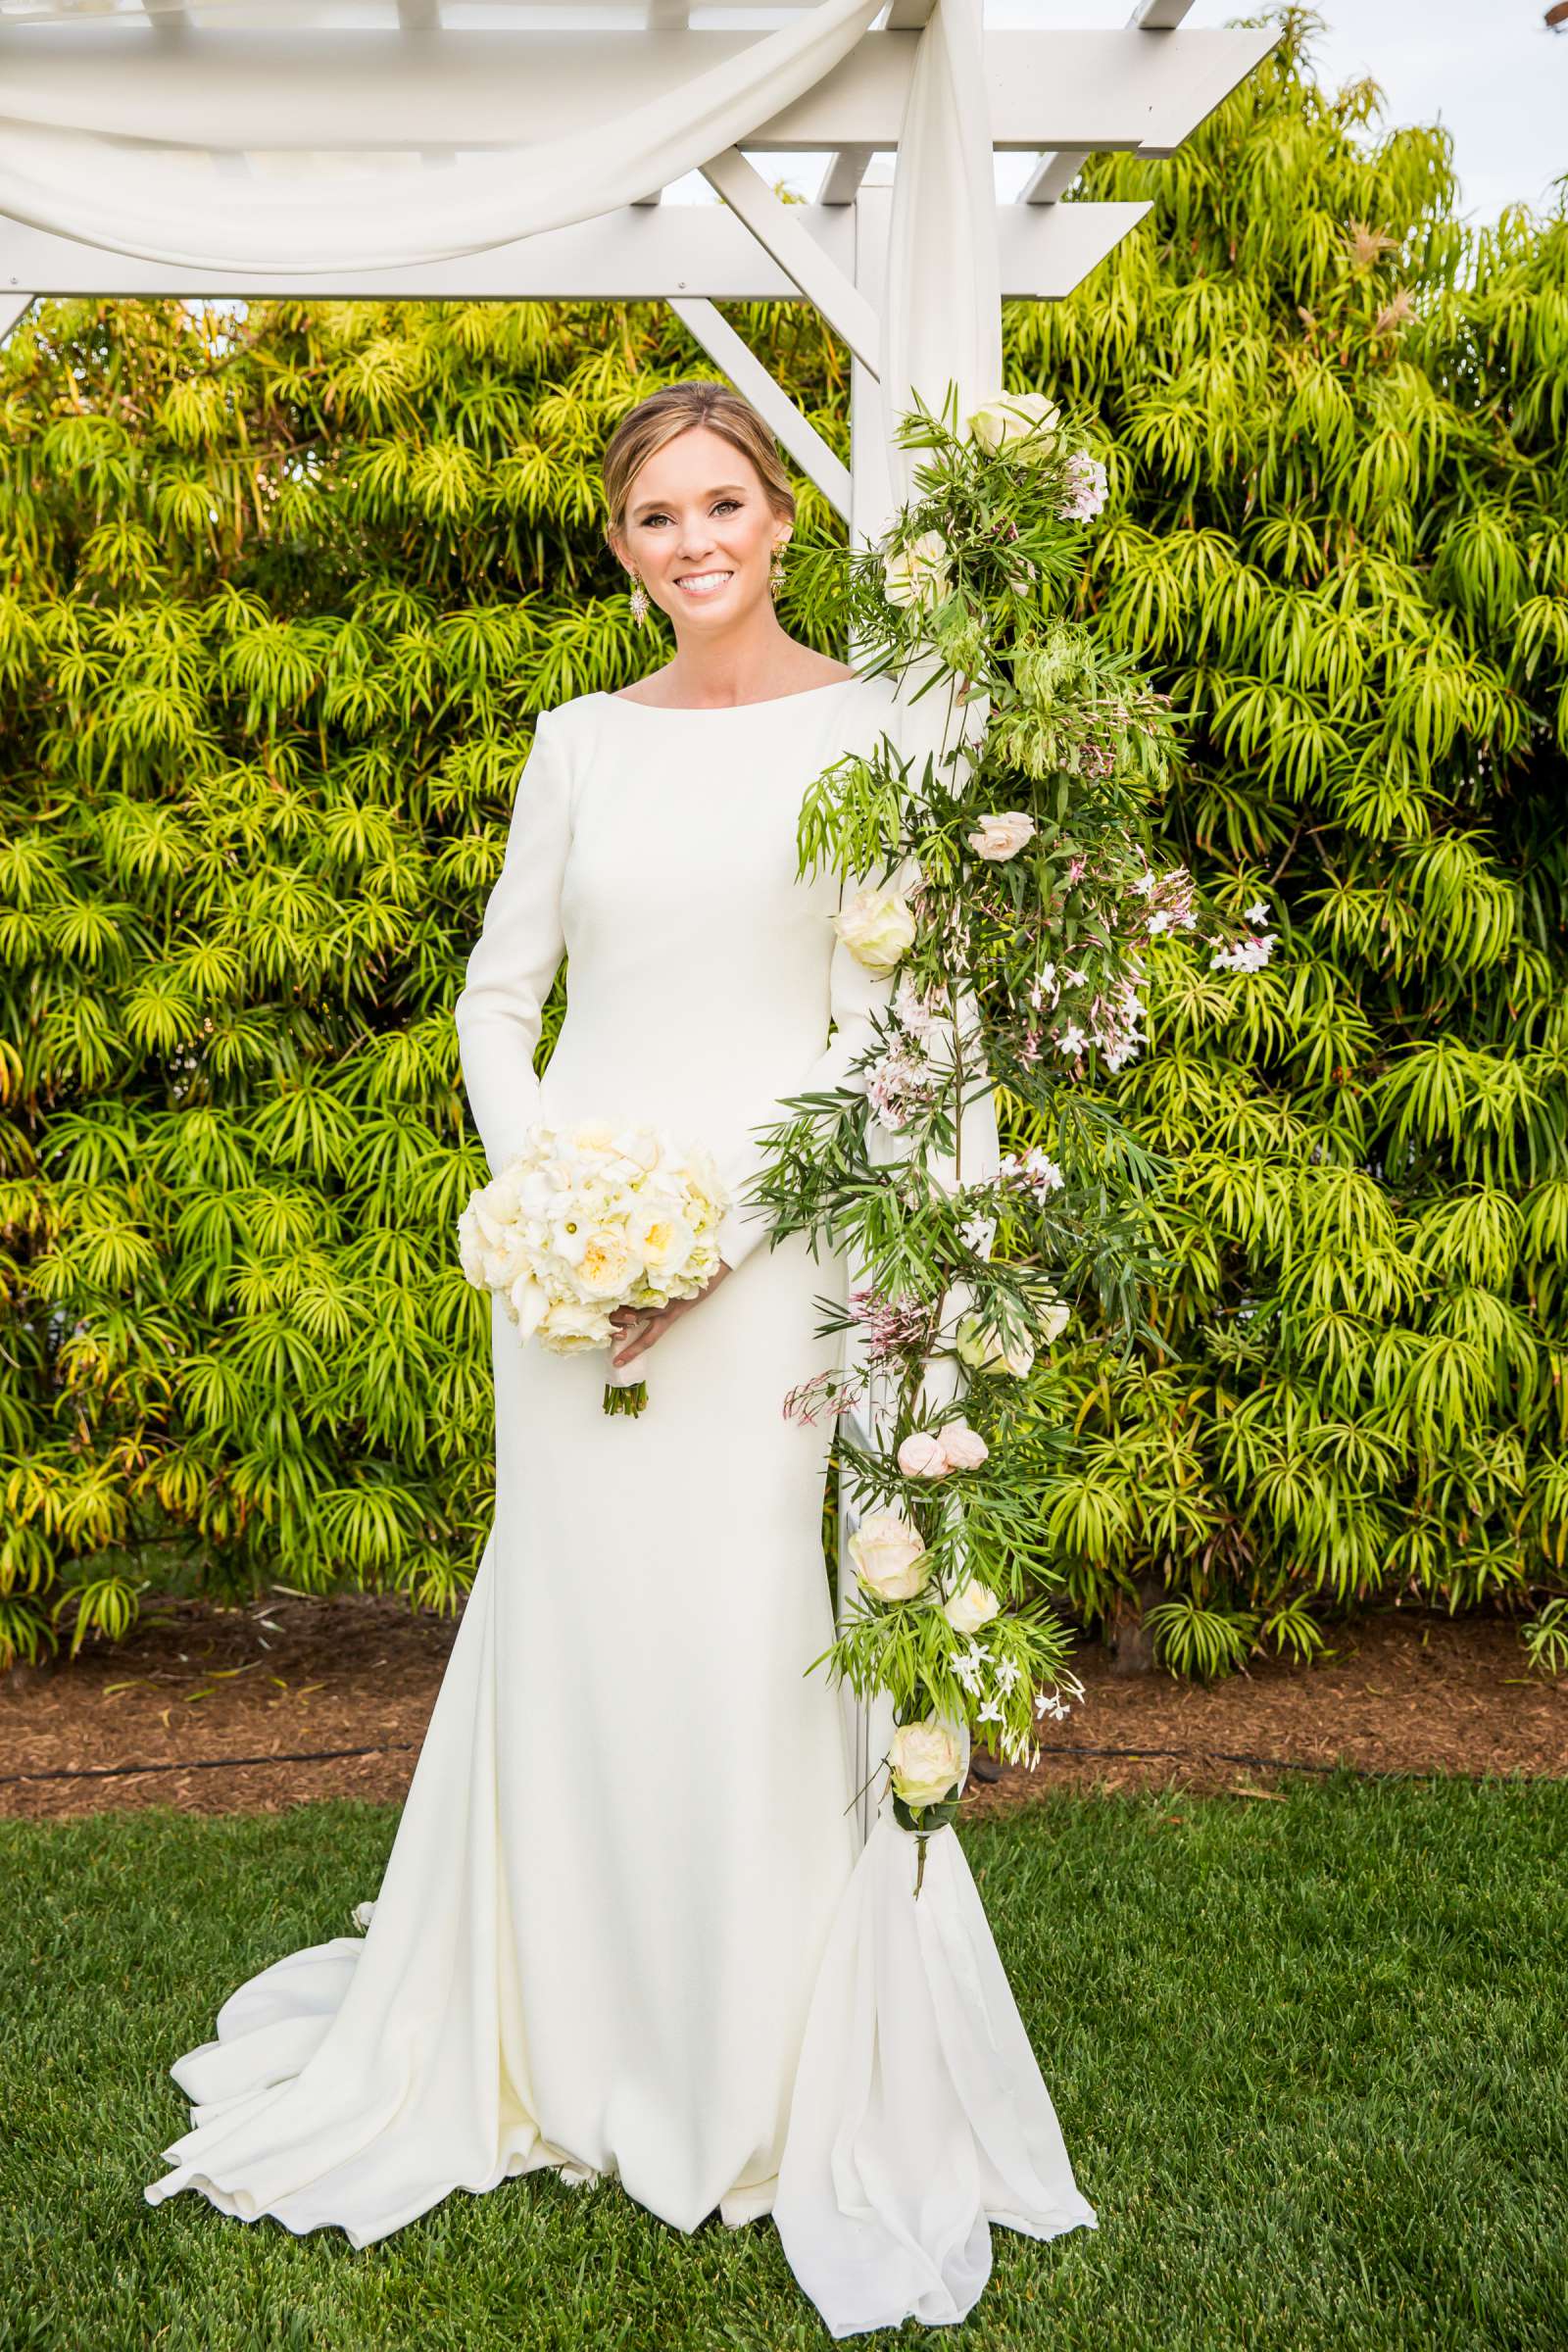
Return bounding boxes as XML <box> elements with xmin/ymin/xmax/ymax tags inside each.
<box><xmin>601</xmin><ymin>379</ymin><xmax>796</xmax><ymax>560</ymax></box>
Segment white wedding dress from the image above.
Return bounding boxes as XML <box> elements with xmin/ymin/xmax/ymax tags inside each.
<box><xmin>144</xmin><ymin>672</ymin><xmax>1097</xmax><ymax>2335</ymax></box>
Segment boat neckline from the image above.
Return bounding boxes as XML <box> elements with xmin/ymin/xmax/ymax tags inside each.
<box><xmin>593</xmin><ymin>674</ymin><xmax>863</xmax><ymax>712</ymax></box>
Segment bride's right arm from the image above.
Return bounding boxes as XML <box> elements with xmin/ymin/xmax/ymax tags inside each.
<box><xmin>452</xmin><ymin>711</ymin><xmax>573</xmax><ymax>1180</ymax></box>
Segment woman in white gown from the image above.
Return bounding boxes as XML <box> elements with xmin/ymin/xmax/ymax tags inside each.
<box><xmin>144</xmin><ymin>380</ymin><xmax>1097</xmax><ymax>2336</ymax></box>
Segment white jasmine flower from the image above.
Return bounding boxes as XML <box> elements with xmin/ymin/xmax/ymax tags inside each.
<box><xmin>953</xmin><ymin>1646</ymin><xmax>987</xmax><ymax>1698</ymax></box>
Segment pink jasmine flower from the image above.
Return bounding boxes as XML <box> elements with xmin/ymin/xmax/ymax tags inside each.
<box><xmin>1058</xmin><ymin>452</ymin><xmax>1108</xmax><ymax>520</ymax></box>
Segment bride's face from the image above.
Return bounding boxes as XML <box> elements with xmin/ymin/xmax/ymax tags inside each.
<box><xmin>613</xmin><ymin>427</ymin><xmax>789</xmax><ymax>635</ymax></box>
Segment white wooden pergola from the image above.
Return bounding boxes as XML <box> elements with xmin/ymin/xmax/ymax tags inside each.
<box><xmin>1</xmin><ymin>18</ymin><xmax>1285</xmax><ymax>2318</ymax></box>
<box><xmin>0</xmin><ymin>0</ymin><xmax>1276</xmax><ymax>1840</ymax></box>
<box><xmin>0</xmin><ymin>0</ymin><xmax>1274</xmax><ymax>557</ymax></box>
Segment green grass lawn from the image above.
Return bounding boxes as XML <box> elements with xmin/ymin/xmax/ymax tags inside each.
<box><xmin>3</xmin><ymin>1773</ymin><xmax>1563</xmax><ymax>2352</ymax></box>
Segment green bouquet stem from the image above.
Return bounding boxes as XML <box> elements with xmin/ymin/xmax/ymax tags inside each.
<box><xmin>603</xmin><ymin>1379</ymin><xmax>648</xmax><ymax>1417</ymax></box>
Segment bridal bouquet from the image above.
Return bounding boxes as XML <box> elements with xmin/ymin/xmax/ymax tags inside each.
<box><xmin>457</xmin><ymin>1117</ymin><xmax>730</xmax><ymax>1416</ymax></box>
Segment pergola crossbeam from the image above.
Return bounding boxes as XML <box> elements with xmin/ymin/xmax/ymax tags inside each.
<box><xmin>0</xmin><ymin>201</ymin><xmax>1151</xmax><ymax>304</ymax></box>
<box><xmin>699</xmin><ymin>146</ymin><xmax>881</xmax><ymax>378</ymax></box>
<box><xmin>0</xmin><ymin>27</ymin><xmax>1277</xmax><ymax>155</ymax></box>
<box><xmin>1020</xmin><ymin>0</ymin><xmax>1196</xmax><ymax>205</ymax></box>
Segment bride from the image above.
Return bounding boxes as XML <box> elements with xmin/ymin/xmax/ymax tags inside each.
<box><xmin>144</xmin><ymin>377</ymin><xmax>1097</xmax><ymax>2336</ymax></box>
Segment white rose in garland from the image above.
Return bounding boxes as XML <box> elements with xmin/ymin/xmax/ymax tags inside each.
<box><xmin>965</xmin><ymin>390</ymin><xmax>1062</xmax><ymax>460</ymax></box>
<box><xmin>832</xmin><ymin>884</ymin><xmax>916</xmax><ymax>975</ymax></box>
<box><xmin>888</xmin><ymin>1715</ymin><xmax>965</xmax><ymax>1807</ymax></box>
<box><xmin>935</xmin><ymin>1420</ymin><xmax>989</xmax><ymax>1471</ymax></box>
<box><xmin>888</xmin><ymin>1715</ymin><xmax>968</xmax><ymax>1886</ymax></box>
<box><xmin>849</xmin><ymin>1510</ymin><xmax>929</xmax><ymax>1600</ymax></box>
<box><xmin>955</xmin><ymin>1314</ymin><xmax>1036</xmax><ymax>1380</ymax></box>
<box><xmin>967</xmin><ymin>811</ymin><xmax>1037</xmax><ymax>861</ymax></box>
<box><xmin>896</xmin><ymin>1430</ymin><xmax>951</xmax><ymax>1480</ymax></box>
<box><xmin>882</xmin><ymin>528</ymin><xmax>952</xmax><ymax>610</ymax></box>
<box><xmin>1036</xmin><ymin>1287</ymin><xmax>1072</xmax><ymax>1344</ymax></box>
<box><xmin>943</xmin><ymin>1578</ymin><xmax>1002</xmax><ymax>1637</ymax></box>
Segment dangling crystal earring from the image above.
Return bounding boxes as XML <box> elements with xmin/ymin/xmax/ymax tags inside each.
<box><xmin>769</xmin><ymin>536</ymin><xmax>789</xmax><ymax>599</ymax></box>
<box><xmin>628</xmin><ymin>571</ymin><xmax>649</xmax><ymax>627</ymax></box>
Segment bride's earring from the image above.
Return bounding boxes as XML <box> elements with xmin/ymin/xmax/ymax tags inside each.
<box><xmin>769</xmin><ymin>536</ymin><xmax>789</xmax><ymax>599</ymax></box>
<box><xmin>627</xmin><ymin>571</ymin><xmax>650</xmax><ymax>627</ymax></box>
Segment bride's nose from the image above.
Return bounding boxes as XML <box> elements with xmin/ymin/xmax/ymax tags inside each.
<box><xmin>675</xmin><ymin>530</ymin><xmax>718</xmax><ymax>563</ymax></box>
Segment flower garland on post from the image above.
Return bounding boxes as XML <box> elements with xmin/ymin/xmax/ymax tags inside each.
<box><xmin>746</xmin><ymin>384</ymin><xmax>1278</xmax><ymax>1893</ymax></box>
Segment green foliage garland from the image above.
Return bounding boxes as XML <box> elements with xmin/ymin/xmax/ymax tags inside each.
<box><xmin>743</xmin><ymin>384</ymin><xmax>1267</xmax><ymax>1795</ymax></box>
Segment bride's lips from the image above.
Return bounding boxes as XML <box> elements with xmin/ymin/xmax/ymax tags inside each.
<box><xmin>673</xmin><ymin>569</ymin><xmax>735</xmax><ymax>600</ymax></box>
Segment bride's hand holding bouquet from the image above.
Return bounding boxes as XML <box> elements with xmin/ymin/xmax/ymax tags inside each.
<box><xmin>458</xmin><ymin>1117</ymin><xmax>733</xmax><ymax>1416</ymax></box>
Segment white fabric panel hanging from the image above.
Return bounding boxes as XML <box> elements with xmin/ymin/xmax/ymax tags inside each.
<box><xmin>877</xmin><ymin>0</ymin><xmax>1001</xmax><ymax>511</ymax></box>
<box><xmin>0</xmin><ymin>0</ymin><xmax>887</xmax><ymax>270</ymax></box>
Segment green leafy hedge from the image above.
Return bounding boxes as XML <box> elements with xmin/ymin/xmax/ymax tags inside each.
<box><xmin>2</xmin><ymin>11</ymin><xmax>1564</xmax><ymax>1674</ymax></box>
<box><xmin>1010</xmin><ymin>13</ymin><xmax>1568</xmax><ymax>1677</ymax></box>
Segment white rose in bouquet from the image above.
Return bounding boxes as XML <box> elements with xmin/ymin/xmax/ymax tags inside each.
<box><xmin>458</xmin><ymin>1118</ymin><xmax>730</xmax><ymax>1417</ymax></box>
<box><xmin>537</xmin><ymin>1298</ymin><xmax>611</xmax><ymax>1350</ymax></box>
<box><xmin>575</xmin><ymin>1230</ymin><xmax>644</xmax><ymax>1298</ymax></box>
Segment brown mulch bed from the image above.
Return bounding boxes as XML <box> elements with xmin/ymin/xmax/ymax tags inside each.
<box><xmin>1</xmin><ymin>1590</ymin><xmax>1563</xmax><ymax>1824</ymax></box>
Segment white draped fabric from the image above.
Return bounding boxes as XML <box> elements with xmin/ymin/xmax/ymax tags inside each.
<box><xmin>21</xmin><ymin>0</ymin><xmax>1095</xmax><ymax>2328</ymax></box>
<box><xmin>0</xmin><ymin>2</ymin><xmax>888</xmax><ymax>273</ymax></box>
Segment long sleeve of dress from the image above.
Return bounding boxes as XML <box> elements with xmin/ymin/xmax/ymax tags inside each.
<box><xmin>452</xmin><ymin>712</ymin><xmax>573</xmax><ymax>1181</ymax></box>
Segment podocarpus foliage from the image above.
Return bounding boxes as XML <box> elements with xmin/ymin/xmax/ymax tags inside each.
<box><xmin>1008</xmin><ymin>7</ymin><xmax>1568</xmax><ymax>1680</ymax></box>
<box><xmin>1</xmin><ymin>9</ymin><xmax>1564</xmax><ymax>1677</ymax></box>
<box><xmin>0</xmin><ymin>295</ymin><xmax>845</xmax><ymax>1666</ymax></box>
